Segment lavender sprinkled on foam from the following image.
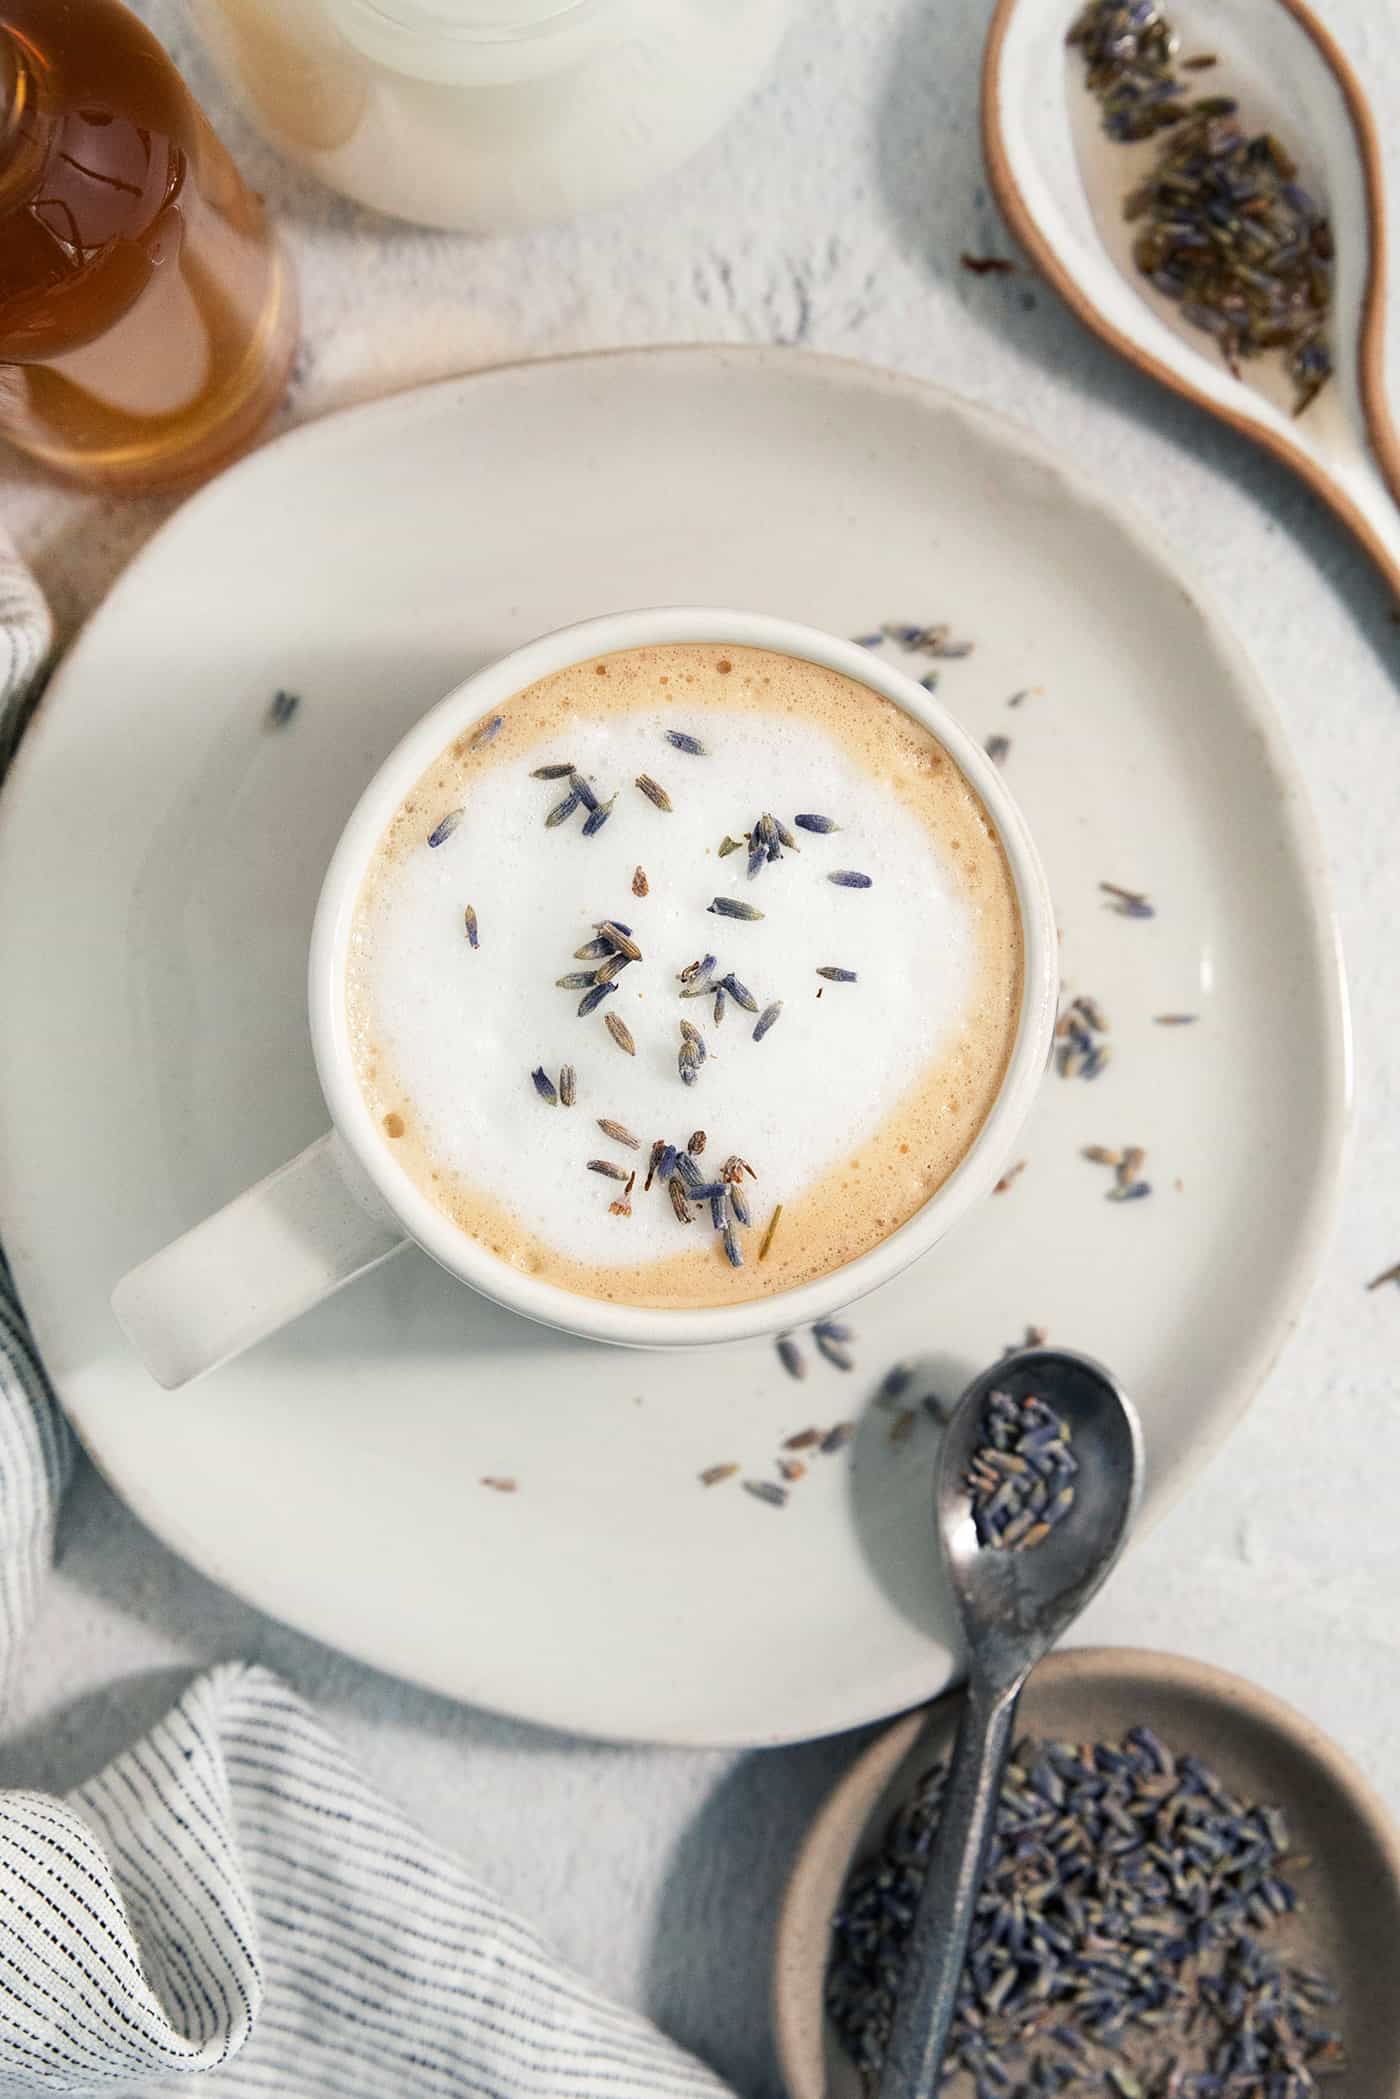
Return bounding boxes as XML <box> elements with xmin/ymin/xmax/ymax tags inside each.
<box><xmin>794</xmin><ymin>813</ymin><xmax>839</xmax><ymax>834</ymax></box>
<box><xmin>467</xmin><ymin>715</ymin><xmax>503</xmax><ymax>750</ymax></box>
<box><xmin>604</xmin><ymin>1012</ymin><xmax>636</xmax><ymax>1056</ymax></box>
<box><xmin>597</xmin><ymin>1118</ymin><xmax>640</xmax><ymax>1150</ymax></box>
<box><xmin>665</xmin><ymin>730</ymin><xmax>707</xmax><ymax>755</ymax></box>
<box><xmin>463</xmin><ymin>906</ymin><xmax>479</xmax><ymax>949</ymax></box>
<box><xmin>427</xmin><ymin>809</ymin><xmax>464</xmax><ymax>848</ymax></box>
<box><xmin>829</xmin><ymin>870</ymin><xmax>873</xmax><ymax>890</ymax></box>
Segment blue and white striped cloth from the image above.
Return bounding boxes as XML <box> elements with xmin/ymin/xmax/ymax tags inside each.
<box><xmin>0</xmin><ymin>536</ymin><xmax>731</xmax><ymax>2099</ymax></box>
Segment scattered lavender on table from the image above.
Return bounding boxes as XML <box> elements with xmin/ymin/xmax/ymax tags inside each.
<box><xmin>427</xmin><ymin>808</ymin><xmax>463</xmax><ymax>848</ymax></box>
<box><xmin>699</xmin><ymin>1463</ymin><xmax>738</xmax><ymax>1487</ymax></box>
<box><xmin>876</xmin><ymin>1361</ymin><xmax>914</xmax><ymax>1408</ymax></box>
<box><xmin>463</xmin><ymin>905</ymin><xmax>479</xmax><ymax>949</ymax></box>
<box><xmin>993</xmin><ymin>1158</ymin><xmax>1027</xmax><ymax>1194</ymax></box>
<box><xmin>966</xmin><ymin>1388</ymin><xmax>1078</xmax><ymax>1550</ymax></box>
<box><xmin>266</xmin><ymin>688</ymin><xmax>299</xmax><ymax>728</ymax></box>
<box><xmin>479</xmin><ymin>1476</ymin><xmax>517</xmax><ymax>1493</ymax></box>
<box><xmin>1367</xmin><ymin>1260</ymin><xmax>1400</xmax><ymax>1292</ymax></box>
<box><xmin>828</xmin><ymin>1725</ymin><xmax>1344</xmax><ymax>2098</ymax></box>
<box><xmin>1156</xmin><ymin>1011</ymin><xmax>1199</xmax><ymax>1025</ymax></box>
<box><xmin>853</xmin><ymin>632</ymin><xmax>885</xmax><ymax>649</ymax></box>
<box><xmin>820</xmin><ymin>1421</ymin><xmax>855</xmax><ymax>1454</ymax></box>
<box><xmin>985</xmin><ymin>733</ymin><xmax>1011</xmax><ymax>766</ymax></box>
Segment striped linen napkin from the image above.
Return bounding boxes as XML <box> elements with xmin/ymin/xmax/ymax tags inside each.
<box><xmin>0</xmin><ymin>534</ymin><xmax>731</xmax><ymax>2099</ymax></box>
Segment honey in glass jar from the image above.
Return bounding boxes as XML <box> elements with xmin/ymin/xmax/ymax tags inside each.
<box><xmin>0</xmin><ymin>0</ymin><xmax>297</xmax><ymax>490</ymax></box>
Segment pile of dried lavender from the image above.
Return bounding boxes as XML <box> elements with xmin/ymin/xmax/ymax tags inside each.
<box><xmin>1068</xmin><ymin>0</ymin><xmax>1333</xmax><ymax>415</ymax></box>
<box><xmin>966</xmin><ymin>1389</ymin><xmax>1078</xmax><ymax>1551</ymax></box>
<box><xmin>827</xmin><ymin>1728</ymin><xmax>1344</xmax><ymax>2099</ymax></box>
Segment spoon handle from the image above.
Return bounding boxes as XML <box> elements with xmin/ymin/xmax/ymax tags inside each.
<box><xmin>876</xmin><ymin>1669</ymin><xmax>1025</xmax><ymax>2099</ymax></box>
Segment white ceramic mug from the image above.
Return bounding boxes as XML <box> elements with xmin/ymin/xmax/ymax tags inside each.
<box><xmin>112</xmin><ymin>608</ymin><xmax>1058</xmax><ymax>1387</ymax></box>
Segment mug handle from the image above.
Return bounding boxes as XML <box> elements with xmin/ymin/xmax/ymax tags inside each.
<box><xmin>111</xmin><ymin>1131</ymin><xmax>406</xmax><ymax>1389</ymax></box>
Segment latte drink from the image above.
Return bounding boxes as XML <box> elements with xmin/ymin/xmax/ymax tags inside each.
<box><xmin>346</xmin><ymin>643</ymin><xmax>1022</xmax><ymax>1309</ymax></box>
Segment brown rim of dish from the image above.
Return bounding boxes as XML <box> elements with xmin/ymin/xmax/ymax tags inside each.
<box><xmin>981</xmin><ymin>0</ymin><xmax>1400</xmax><ymax>604</ymax></box>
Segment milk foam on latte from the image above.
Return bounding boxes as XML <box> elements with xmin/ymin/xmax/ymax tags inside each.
<box><xmin>346</xmin><ymin>643</ymin><xmax>1022</xmax><ymax>1308</ymax></box>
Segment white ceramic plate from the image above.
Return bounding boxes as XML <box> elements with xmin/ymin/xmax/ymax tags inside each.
<box><xmin>0</xmin><ymin>348</ymin><xmax>1348</xmax><ymax>1747</ymax></box>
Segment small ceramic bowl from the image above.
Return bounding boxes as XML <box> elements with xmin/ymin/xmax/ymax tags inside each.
<box><xmin>775</xmin><ymin>1647</ymin><xmax>1400</xmax><ymax>2099</ymax></box>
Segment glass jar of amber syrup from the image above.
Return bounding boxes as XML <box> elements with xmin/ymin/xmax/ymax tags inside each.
<box><xmin>0</xmin><ymin>0</ymin><xmax>296</xmax><ymax>490</ymax></box>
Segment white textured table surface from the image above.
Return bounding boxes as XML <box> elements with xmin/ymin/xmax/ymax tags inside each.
<box><xmin>4</xmin><ymin>4</ymin><xmax>1400</xmax><ymax>2091</ymax></box>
